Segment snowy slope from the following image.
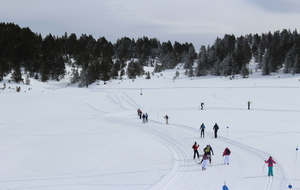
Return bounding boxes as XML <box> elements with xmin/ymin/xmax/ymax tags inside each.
<box><xmin>1</xmin><ymin>65</ymin><xmax>300</xmax><ymax>190</ymax></box>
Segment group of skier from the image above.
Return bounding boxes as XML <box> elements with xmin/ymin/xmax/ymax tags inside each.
<box><xmin>137</xmin><ymin>106</ymin><xmax>276</xmax><ymax>177</ymax></box>
<box><xmin>137</xmin><ymin>108</ymin><xmax>148</xmax><ymax>123</ymax></box>
<box><xmin>193</xmin><ymin>142</ymin><xmax>231</xmax><ymax>170</ymax></box>
<box><xmin>199</xmin><ymin>122</ymin><xmax>219</xmax><ymax>138</ymax></box>
<box><xmin>195</xmin><ymin>121</ymin><xmax>276</xmax><ymax>176</ymax></box>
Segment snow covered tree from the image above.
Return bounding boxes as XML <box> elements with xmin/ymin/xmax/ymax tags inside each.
<box><xmin>292</xmin><ymin>54</ymin><xmax>300</xmax><ymax>74</ymax></box>
<box><xmin>183</xmin><ymin>45</ymin><xmax>196</xmax><ymax>69</ymax></box>
<box><xmin>11</xmin><ymin>65</ymin><xmax>23</xmax><ymax>83</ymax></box>
<box><xmin>240</xmin><ymin>65</ymin><xmax>250</xmax><ymax>78</ymax></box>
<box><xmin>188</xmin><ymin>67</ymin><xmax>194</xmax><ymax>77</ymax></box>
<box><xmin>70</xmin><ymin>68</ymin><xmax>80</xmax><ymax>84</ymax></box>
<box><xmin>126</xmin><ymin>60</ymin><xmax>144</xmax><ymax>79</ymax></box>
<box><xmin>195</xmin><ymin>46</ymin><xmax>208</xmax><ymax>76</ymax></box>
<box><xmin>262</xmin><ymin>50</ymin><xmax>270</xmax><ymax>75</ymax></box>
<box><xmin>220</xmin><ymin>55</ymin><xmax>234</xmax><ymax>76</ymax></box>
<box><xmin>145</xmin><ymin>71</ymin><xmax>151</xmax><ymax>79</ymax></box>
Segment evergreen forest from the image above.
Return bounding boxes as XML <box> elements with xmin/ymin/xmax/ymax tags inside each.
<box><xmin>1</xmin><ymin>22</ymin><xmax>300</xmax><ymax>87</ymax></box>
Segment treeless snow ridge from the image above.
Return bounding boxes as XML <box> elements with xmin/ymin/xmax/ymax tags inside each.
<box><xmin>0</xmin><ymin>65</ymin><xmax>300</xmax><ymax>190</ymax></box>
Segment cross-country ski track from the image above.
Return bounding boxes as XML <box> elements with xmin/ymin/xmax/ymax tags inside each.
<box><xmin>1</xmin><ymin>81</ymin><xmax>296</xmax><ymax>190</ymax></box>
<box><xmin>97</xmin><ymin>89</ymin><xmax>286</xmax><ymax>190</ymax></box>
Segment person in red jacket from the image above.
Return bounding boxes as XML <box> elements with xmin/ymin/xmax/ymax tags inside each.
<box><xmin>192</xmin><ymin>142</ymin><xmax>200</xmax><ymax>159</ymax></box>
<box><xmin>265</xmin><ymin>156</ymin><xmax>276</xmax><ymax>176</ymax></box>
<box><xmin>222</xmin><ymin>147</ymin><xmax>231</xmax><ymax>165</ymax></box>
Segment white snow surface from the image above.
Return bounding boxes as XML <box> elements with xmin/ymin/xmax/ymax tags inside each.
<box><xmin>1</xmin><ymin>65</ymin><xmax>300</xmax><ymax>190</ymax></box>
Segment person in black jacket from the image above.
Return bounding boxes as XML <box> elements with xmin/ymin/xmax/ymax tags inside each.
<box><xmin>213</xmin><ymin>123</ymin><xmax>219</xmax><ymax>138</ymax></box>
<box><xmin>201</xmin><ymin>144</ymin><xmax>214</xmax><ymax>163</ymax></box>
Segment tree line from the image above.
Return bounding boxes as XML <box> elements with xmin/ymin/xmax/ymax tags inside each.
<box><xmin>1</xmin><ymin>23</ymin><xmax>300</xmax><ymax>86</ymax></box>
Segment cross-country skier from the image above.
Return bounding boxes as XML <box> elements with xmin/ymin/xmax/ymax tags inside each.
<box><xmin>213</xmin><ymin>123</ymin><xmax>219</xmax><ymax>138</ymax></box>
<box><xmin>192</xmin><ymin>142</ymin><xmax>200</xmax><ymax>159</ymax></box>
<box><xmin>201</xmin><ymin>154</ymin><xmax>209</xmax><ymax>170</ymax></box>
<box><xmin>200</xmin><ymin>123</ymin><xmax>205</xmax><ymax>138</ymax></box>
<box><xmin>142</xmin><ymin>114</ymin><xmax>146</xmax><ymax>123</ymax></box>
<box><xmin>137</xmin><ymin>108</ymin><xmax>142</xmax><ymax>119</ymax></box>
<box><xmin>145</xmin><ymin>113</ymin><xmax>148</xmax><ymax>123</ymax></box>
<box><xmin>222</xmin><ymin>147</ymin><xmax>231</xmax><ymax>165</ymax></box>
<box><xmin>164</xmin><ymin>115</ymin><xmax>169</xmax><ymax>124</ymax></box>
<box><xmin>200</xmin><ymin>102</ymin><xmax>205</xmax><ymax>110</ymax></box>
<box><xmin>265</xmin><ymin>156</ymin><xmax>276</xmax><ymax>176</ymax></box>
<box><xmin>247</xmin><ymin>101</ymin><xmax>252</xmax><ymax>110</ymax></box>
<box><xmin>201</xmin><ymin>144</ymin><xmax>214</xmax><ymax>163</ymax></box>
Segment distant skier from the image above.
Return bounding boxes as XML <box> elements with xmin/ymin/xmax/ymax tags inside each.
<box><xmin>164</xmin><ymin>115</ymin><xmax>169</xmax><ymax>124</ymax></box>
<box><xmin>137</xmin><ymin>108</ymin><xmax>142</xmax><ymax>119</ymax></box>
<box><xmin>192</xmin><ymin>142</ymin><xmax>200</xmax><ymax>159</ymax></box>
<box><xmin>213</xmin><ymin>123</ymin><xmax>219</xmax><ymax>138</ymax></box>
<box><xmin>200</xmin><ymin>123</ymin><xmax>205</xmax><ymax>138</ymax></box>
<box><xmin>222</xmin><ymin>147</ymin><xmax>231</xmax><ymax>165</ymax></box>
<box><xmin>201</xmin><ymin>144</ymin><xmax>214</xmax><ymax>163</ymax></box>
<box><xmin>142</xmin><ymin>114</ymin><xmax>146</xmax><ymax>123</ymax></box>
<box><xmin>200</xmin><ymin>102</ymin><xmax>205</xmax><ymax>110</ymax></box>
<box><xmin>265</xmin><ymin>156</ymin><xmax>276</xmax><ymax>176</ymax></box>
<box><xmin>247</xmin><ymin>101</ymin><xmax>252</xmax><ymax>110</ymax></box>
<box><xmin>145</xmin><ymin>113</ymin><xmax>148</xmax><ymax>123</ymax></box>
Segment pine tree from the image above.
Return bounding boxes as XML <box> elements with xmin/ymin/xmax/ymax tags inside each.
<box><xmin>188</xmin><ymin>67</ymin><xmax>194</xmax><ymax>77</ymax></box>
<box><xmin>262</xmin><ymin>50</ymin><xmax>270</xmax><ymax>75</ymax></box>
<box><xmin>145</xmin><ymin>71</ymin><xmax>151</xmax><ymax>79</ymax></box>
<box><xmin>292</xmin><ymin>54</ymin><xmax>300</xmax><ymax>74</ymax></box>
<box><xmin>220</xmin><ymin>55</ymin><xmax>234</xmax><ymax>76</ymax></box>
<box><xmin>11</xmin><ymin>65</ymin><xmax>23</xmax><ymax>83</ymax></box>
<box><xmin>70</xmin><ymin>68</ymin><xmax>79</xmax><ymax>84</ymax></box>
<box><xmin>240</xmin><ymin>65</ymin><xmax>249</xmax><ymax>78</ymax></box>
<box><xmin>126</xmin><ymin>60</ymin><xmax>144</xmax><ymax>79</ymax></box>
<box><xmin>0</xmin><ymin>57</ymin><xmax>10</xmax><ymax>81</ymax></box>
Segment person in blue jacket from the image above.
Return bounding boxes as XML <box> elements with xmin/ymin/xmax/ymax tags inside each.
<box><xmin>200</xmin><ymin>123</ymin><xmax>205</xmax><ymax>138</ymax></box>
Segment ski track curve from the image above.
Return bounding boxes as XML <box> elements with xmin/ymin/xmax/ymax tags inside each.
<box><xmin>84</xmin><ymin>91</ymin><xmax>285</xmax><ymax>190</ymax></box>
<box><xmin>89</xmin><ymin>89</ymin><xmax>286</xmax><ymax>189</ymax></box>
<box><xmin>99</xmin><ymin>113</ymin><xmax>189</xmax><ymax>190</ymax></box>
<box><xmin>139</xmin><ymin>126</ymin><xmax>189</xmax><ymax>190</ymax></box>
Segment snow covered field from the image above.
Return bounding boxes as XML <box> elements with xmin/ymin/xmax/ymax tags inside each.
<box><xmin>1</xmin><ymin>65</ymin><xmax>300</xmax><ymax>190</ymax></box>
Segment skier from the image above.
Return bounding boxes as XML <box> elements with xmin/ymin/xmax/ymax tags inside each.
<box><xmin>265</xmin><ymin>156</ymin><xmax>276</xmax><ymax>176</ymax></box>
<box><xmin>164</xmin><ymin>115</ymin><xmax>169</xmax><ymax>124</ymax></box>
<box><xmin>201</xmin><ymin>153</ymin><xmax>209</xmax><ymax>170</ymax></box>
<box><xmin>192</xmin><ymin>142</ymin><xmax>200</xmax><ymax>159</ymax></box>
<box><xmin>200</xmin><ymin>123</ymin><xmax>205</xmax><ymax>138</ymax></box>
<box><xmin>137</xmin><ymin>108</ymin><xmax>142</xmax><ymax>119</ymax></box>
<box><xmin>142</xmin><ymin>114</ymin><xmax>146</xmax><ymax>123</ymax></box>
<box><xmin>247</xmin><ymin>101</ymin><xmax>252</xmax><ymax>110</ymax></box>
<box><xmin>145</xmin><ymin>113</ymin><xmax>148</xmax><ymax>123</ymax></box>
<box><xmin>213</xmin><ymin>123</ymin><xmax>219</xmax><ymax>138</ymax></box>
<box><xmin>202</xmin><ymin>144</ymin><xmax>214</xmax><ymax>163</ymax></box>
<box><xmin>200</xmin><ymin>102</ymin><xmax>205</xmax><ymax>110</ymax></box>
<box><xmin>222</xmin><ymin>182</ymin><xmax>229</xmax><ymax>190</ymax></box>
<box><xmin>222</xmin><ymin>147</ymin><xmax>231</xmax><ymax>165</ymax></box>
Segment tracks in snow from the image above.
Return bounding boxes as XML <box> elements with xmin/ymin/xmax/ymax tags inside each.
<box><xmin>137</xmin><ymin>125</ymin><xmax>188</xmax><ymax>190</ymax></box>
<box><xmin>94</xmin><ymin>89</ymin><xmax>286</xmax><ymax>190</ymax></box>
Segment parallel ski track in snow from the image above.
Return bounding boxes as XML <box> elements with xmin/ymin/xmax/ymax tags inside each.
<box><xmin>94</xmin><ymin>90</ymin><xmax>188</xmax><ymax>189</ymax></box>
<box><xmin>99</xmin><ymin>114</ymin><xmax>189</xmax><ymax>190</ymax></box>
<box><xmin>94</xmin><ymin>89</ymin><xmax>286</xmax><ymax>189</ymax></box>
<box><xmin>137</xmin><ymin>125</ymin><xmax>189</xmax><ymax>190</ymax></box>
